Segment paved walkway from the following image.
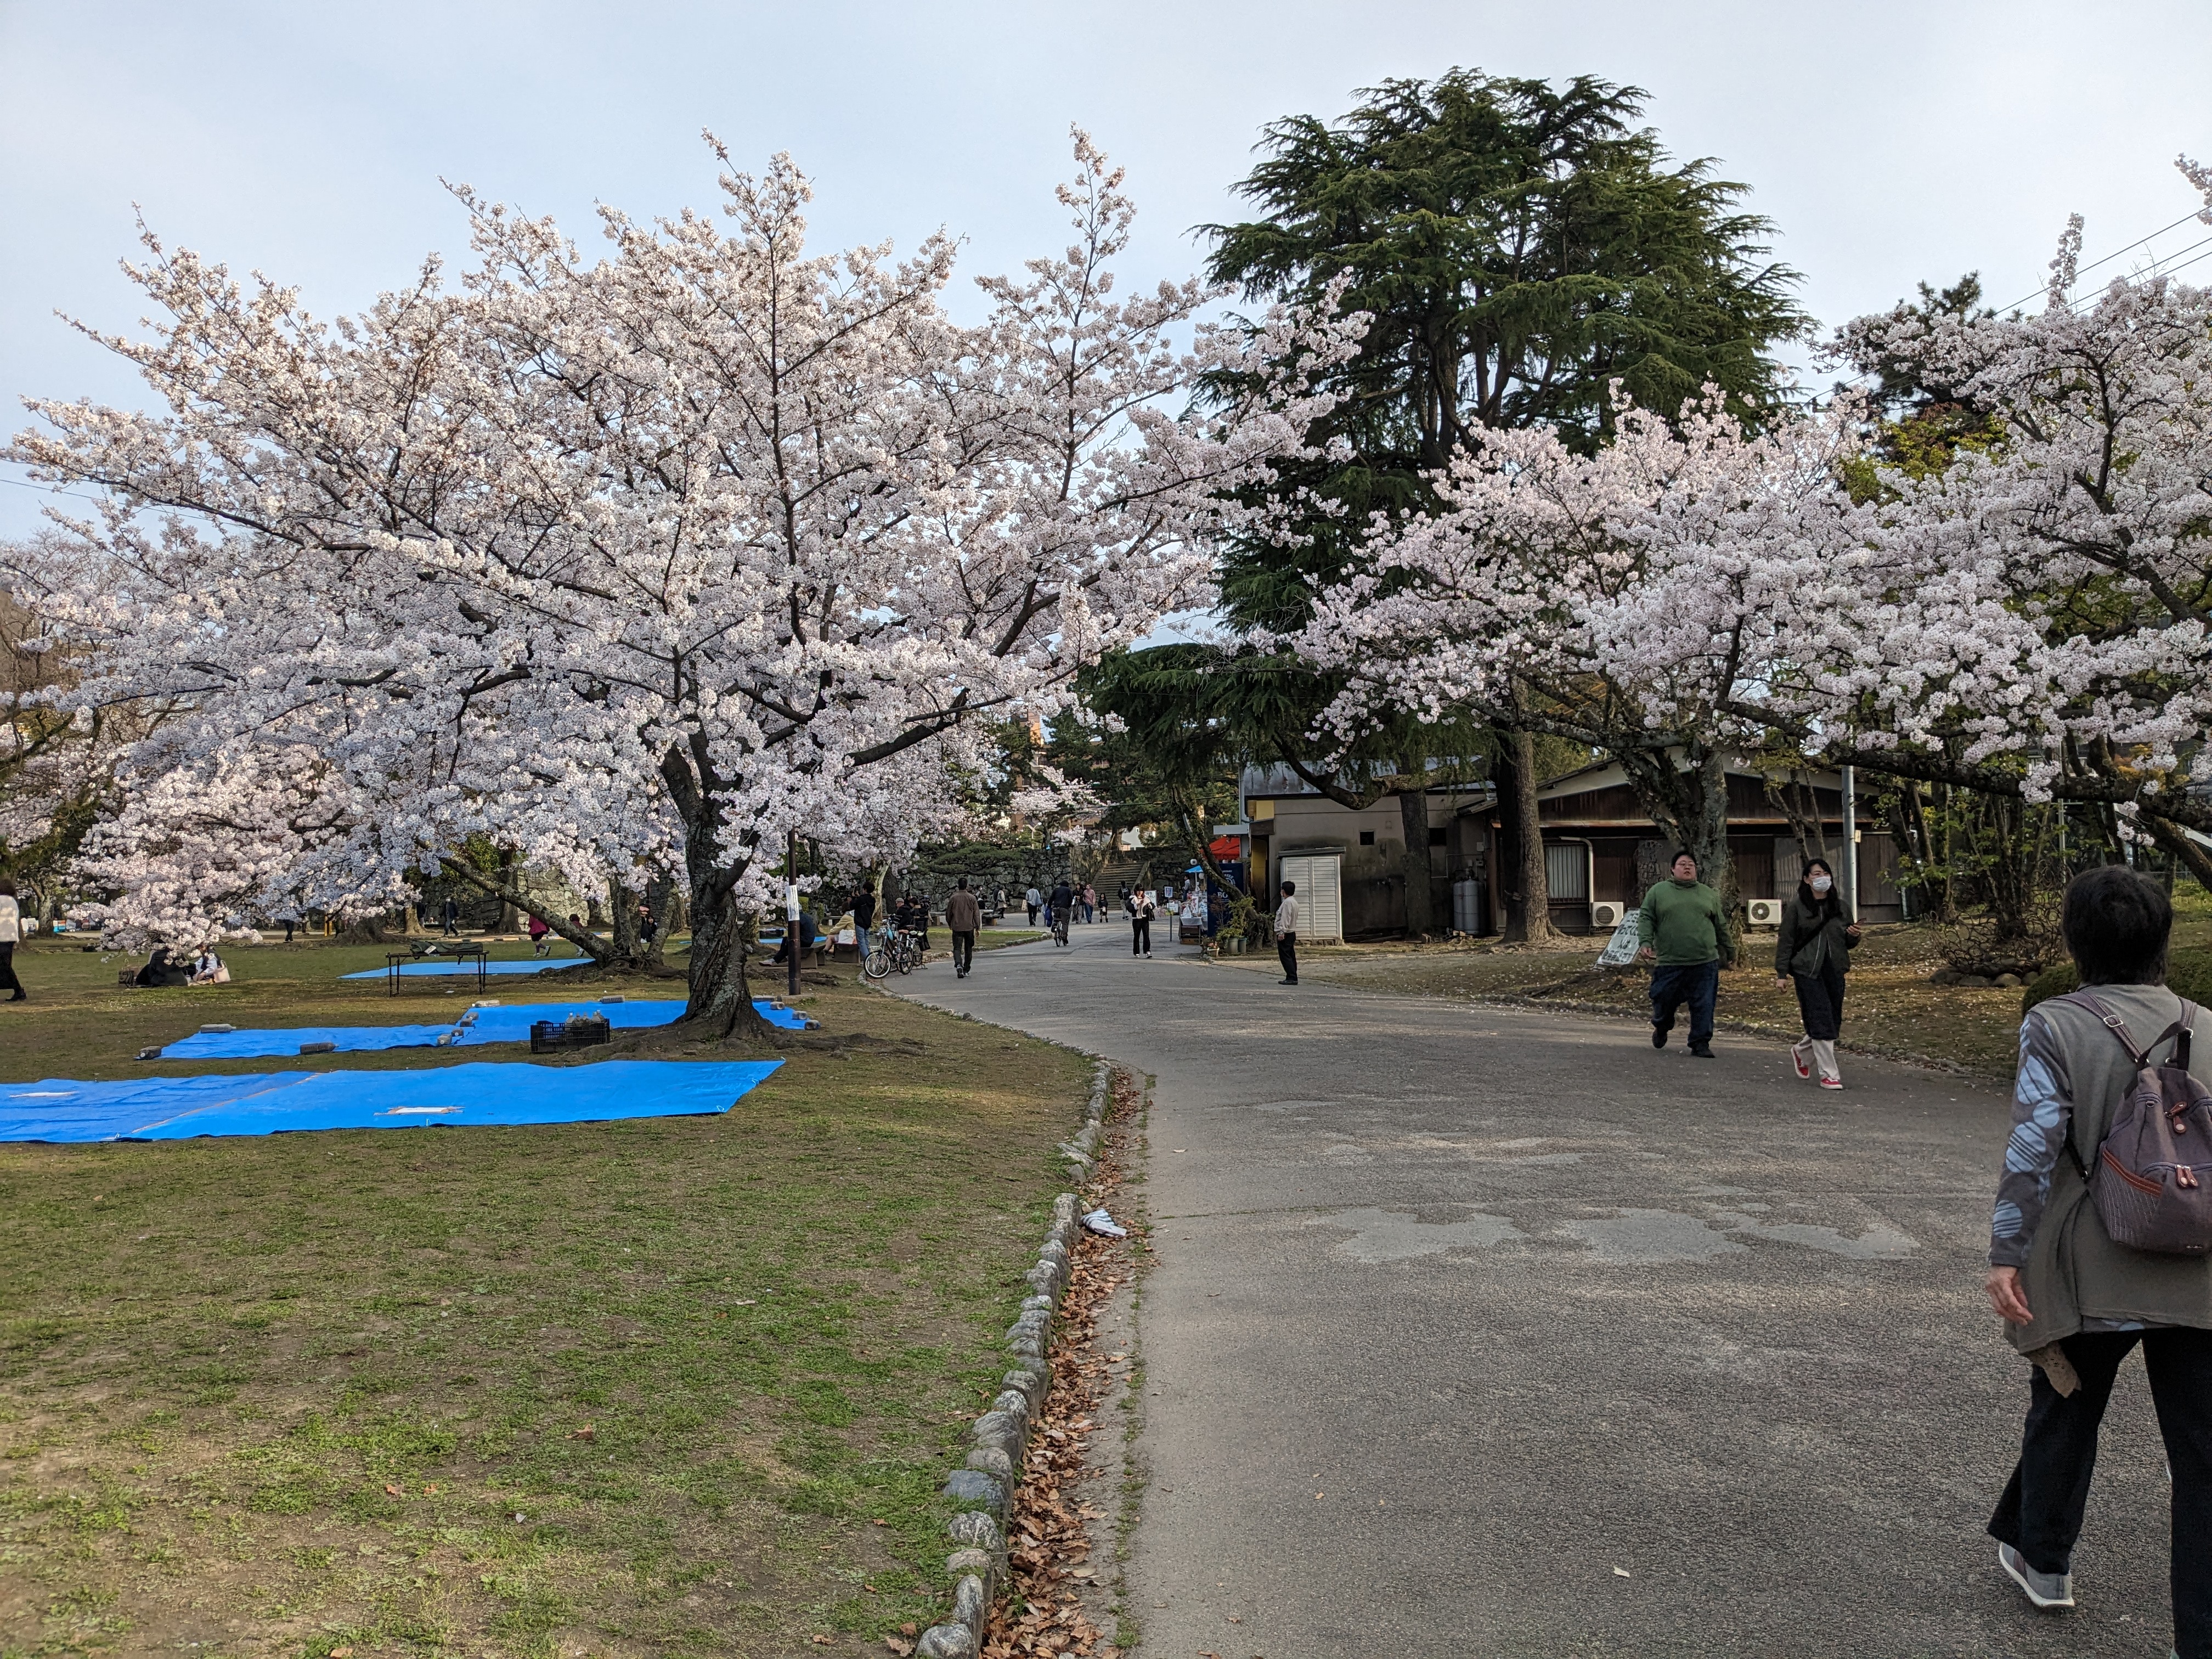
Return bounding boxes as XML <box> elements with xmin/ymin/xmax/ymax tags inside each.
<box><xmin>903</xmin><ymin>924</ymin><xmax>2180</xmax><ymax>1657</ymax></box>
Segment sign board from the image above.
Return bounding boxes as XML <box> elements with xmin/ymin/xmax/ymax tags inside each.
<box><xmin>1595</xmin><ymin>912</ymin><xmax>1643</xmax><ymax>968</ymax></box>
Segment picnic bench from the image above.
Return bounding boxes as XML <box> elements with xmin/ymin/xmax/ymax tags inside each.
<box><xmin>385</xmin><ymin>943</ymin><xmax>488</xmax><ymax>995</ymax></box>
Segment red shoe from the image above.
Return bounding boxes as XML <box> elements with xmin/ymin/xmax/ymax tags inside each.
<box><xmin>1791</xmin><ymin>1040</ymin><xmax>1813</xmax><ymax>1081</ymax></box>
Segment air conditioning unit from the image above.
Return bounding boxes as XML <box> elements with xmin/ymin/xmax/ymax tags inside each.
<box><xmin>1746</xmin><ymin>898</ymin><xmax>1783</xmax><ymax>927</ymax></box>
<box><xmin>1590</xmin><ymin>900</ymin><xmax>1626</xmax><ymax>929</ymax></box>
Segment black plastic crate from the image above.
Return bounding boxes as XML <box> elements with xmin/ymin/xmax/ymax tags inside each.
<box><xmin>529</xmin><ymin>1016</ymin><xmax>612</xmax><ymax>1054</ymax></box>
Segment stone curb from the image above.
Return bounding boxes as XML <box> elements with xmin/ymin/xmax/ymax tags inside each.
<box><xmin>912</xmin><ymin>1058</ymin><xmax>1113</xmax><ymax>1659</ymax></box>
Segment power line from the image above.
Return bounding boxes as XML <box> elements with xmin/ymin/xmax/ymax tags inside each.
<box><xmin>1996</xmin><ymin>213</ymin><xmax>2211</xmax><ymax>314</ymax></box>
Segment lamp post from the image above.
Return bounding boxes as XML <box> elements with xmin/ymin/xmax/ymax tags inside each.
<box><xmin>1840</xmin><ymin>765</ymin><xmax>1858</xmax><ymax>922</ymax></box>
<box><xmin>785</xmin><ymin>830</ymin><xmax>801</xmax><ymax>1000</ymax></box>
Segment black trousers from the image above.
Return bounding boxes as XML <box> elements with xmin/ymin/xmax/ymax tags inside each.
<box><xmin>0</xmin><ymin>941</ymin><xmax>20</xmax><ymax>997</ymax></box>
<box><xmin>951</xmin><ymin>930</ymin><xmax>974</xmax><ymax>974</ymax></box>
<box><xmin>1131</xmin><ymin>917</ymin><xmax>1150</xmax><ymax>955</ymax></box>
<box><xmin>1989</xmin><ymin>1327</ymin><xmax>2212</xmax><ymax>1656</ymax></box>
<box><xmin>1278</xmin><ymin>931</ymin><xmax>1297</xmax><ymax>983</ymax></box>
<box><xmin>1791</xmin><ymin>960</ymin><xmax>1847</xmax><ymax>1041</ymax></box>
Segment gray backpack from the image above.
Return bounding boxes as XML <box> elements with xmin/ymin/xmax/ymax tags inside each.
<box><xmin>2067</xmin><ymin>991</ymin><xmax>2212</xmax><ymax>1255</ymax></box>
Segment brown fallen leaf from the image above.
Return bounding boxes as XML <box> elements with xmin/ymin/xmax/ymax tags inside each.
<box><xmin>884</xmin><ymin>1641</ymin><xmax>914</xmax><ymax>1657</ymax></box>
<box><xmin>570</xmin><ymin>1424</ymin><xmax>596</xmax><ymax>1440</ymax></box>
<box><xmin>330</xmin><ymin>1650</ymin><xmax>354</xmax><ymax>1658</ymax></box>
<box><xmin>899</xmin><ymin>1625</ymin><xmax>918</xmax><ymax>1637</ymax></box>
<box><xmin>382</xmin><ymin>1483</ymin><xmax>402</xmax><ymax>1497</ymax></box>
<box><xmin>811</xmin><ymin>1637</ymin><xmax>832</xmax><ymax>1647</ymax></box>
<box><xmin>422</xmin><ymin>1483</ymin><xmax>438</xmax><ymax>1495</ymax></box>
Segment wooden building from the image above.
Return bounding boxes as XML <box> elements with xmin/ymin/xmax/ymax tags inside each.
<box><xmin>1240</xmin><ymin>756</ymin><xmax>1904</xmax><ymax>941</ymax></box>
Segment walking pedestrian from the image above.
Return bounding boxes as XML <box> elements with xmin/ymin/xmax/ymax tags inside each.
<box><xmin>1025</xmin><ymin>884</ymin><xmax>1042</xmax><ymax>927</ymax></box>
<box><xmin>440</xmin><ymin>895</ymin><xmax>460</xmax><ymax>937</ymax></box>
<box><xmin>1082</xmin><ymin>883</ymin><xmax>1098</xmax><ymax>924</ymax></box>
<box><xmin>1983</xmin><ymin>865</ymin><xmax>2212</xmax><ymax>1648</ymax></box>
<box><xmin>946</xmin><ymin>877</ymin><xmax>982</xmax><ymax>977</ymax></box>
<box><xmin>0</xmin><ymin>878</ymin><xmax>24</xmax><ymax>1003</ymax></box>
<box><xmin>1637</xmin><ymin>848</ymin><xmax>1731</xmax><ymax>1058</ymax></box>
<box><xmin>1274</xmin><ymin>879</ymin><xmax>1300</xmax><ymax>985</ymax></box>
<box><xmin>527</xmin><ymin>912</ymin><xmax>551</xmax><ymax>957</ymax></box>
<box><xmin>1774</xmin><ymin>856</ymin><xmax>1861</xmax><ymax>1089</ymax></box>
<box><xmin>1128</xmin><ymin>885</ymin><xmax>1154</xmax><ymax>957</ymax></box>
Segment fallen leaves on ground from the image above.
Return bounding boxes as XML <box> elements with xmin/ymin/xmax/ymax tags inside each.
<box><xmin>981</xmin><ymin>1069</ymin><xmax>1140</xmax><ymax>1659</ymax></box>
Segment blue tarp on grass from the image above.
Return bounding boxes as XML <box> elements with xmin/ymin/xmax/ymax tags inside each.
<box><xmin>161</xmin><ymin>998</ymin><xmax>804</xmax><ymax>1059</ymax></box>
<box><xmin>0</xmin><ymin>1059</ymin><xmax>781</xmax><ymax>1143</ymax></box>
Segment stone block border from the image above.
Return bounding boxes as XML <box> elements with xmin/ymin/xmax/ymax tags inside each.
<box><xmin>911</xmin><ymin>1058</ymin><xmax>1113</xmax><ymax>1659</ymax></box>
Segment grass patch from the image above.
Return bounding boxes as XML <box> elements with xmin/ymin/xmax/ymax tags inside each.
<box><xmin>0</xmin><ymin>939</ymin><xmax>1084</xmax><ymax>1656</ymax></box>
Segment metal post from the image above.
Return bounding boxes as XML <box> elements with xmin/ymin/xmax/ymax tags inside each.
<box><xmin>786</xmin><ymin>830</ymin><xmax>801</xmax><ymax>998</ymax></box>
<box><xmin>1839</xmin><ymin>765</ymin><xmax>1858</xmax><ymax>922</ymax></box>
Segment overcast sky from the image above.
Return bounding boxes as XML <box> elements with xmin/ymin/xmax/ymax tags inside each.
<box><xmin>4</xmin><ymin>0</ymin><xmax>2210</xmax><ymax>538</ymax></box>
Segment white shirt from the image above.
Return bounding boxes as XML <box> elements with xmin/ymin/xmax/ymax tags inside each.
<box><xmin>1275</xmin><ymin>895</ymin><xmax>1299</xmax><ymax>934</ymax></box>
<box><xmin>0</xmin><ymin>895</ymin><xmax>18</xmax><ymax>944</ymax></box>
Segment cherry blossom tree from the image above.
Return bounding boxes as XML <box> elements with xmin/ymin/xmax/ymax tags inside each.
<box><xmin>8</xmin><ymin>133</ymin><xmax>1353</xmax><ymax>1030</ymax></box>
<box><xmin>1286</xmin><ymin>393</ymin><xmax>1872</xmax><ymax>900</ymax></box>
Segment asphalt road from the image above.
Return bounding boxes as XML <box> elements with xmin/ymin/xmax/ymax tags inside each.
<box><xmin>900</xmin><ymin>922</ymin><xmax>2183</xmax><ymax>1658</ymax></box>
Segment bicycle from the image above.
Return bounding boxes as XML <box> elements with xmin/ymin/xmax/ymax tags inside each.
<box><xmin>863</xmin><ymin>927</ymin><xmax>924</xmax><ymax>980</ymax></box>
<box><xmin>1049</xmin><ymin>907</ymin><xmax>1070</xmax><ymax>947</ymax></box>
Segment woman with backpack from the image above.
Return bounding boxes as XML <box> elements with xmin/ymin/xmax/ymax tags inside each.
<box><xmin>1772</xmin><ymin>855</ymin><xmax>1861</xmax><ymax>1090</ymax></box>
<box><xmin>1983</xmin><ymin>865</ymin><xmax>2212</xmax><ymax>1649</ymax></box>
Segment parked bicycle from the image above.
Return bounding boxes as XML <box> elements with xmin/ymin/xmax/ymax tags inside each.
<box><xmin>863</xmin><ymin>927</ymin><xmax>926</xmax><ymax>980</ymax></box>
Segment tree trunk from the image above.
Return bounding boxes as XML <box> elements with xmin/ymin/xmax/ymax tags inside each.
<box><xmin>610</xmin><ymin>876</ymin><xmax>642</xmax><ymax>963</ymax></box>
<box><xmin>642</xmin><ymin>867</ymin><xmax>679</xmax><ymax>964</ymax></box>
<box><xmin>1494</xmin><ymin>725</ymin><xmax>1556</xmax><ymax>943</ymax></box>
<box><xmin>674</xmin><ymin>849</ymin><xmax>772</xmax><ymax>1042</ymax></box>
<box><xmin>1396</xmin><ymin>783</ymin><xmax>1436</xmax><ymax>937</ymax></box>
<box><xmin>494</xmin><ymin>850</ymin><xmax>520</xmax><ymax>933</ymax></box>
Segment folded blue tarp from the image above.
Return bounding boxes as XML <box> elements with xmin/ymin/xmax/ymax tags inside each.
<box><xmin>0</xmin><ymin>1059</ymin><xmax>782</xmax><ymax>1143</ymax></box>
<box><xmin>161</xmin><ymin>998</ymin><xmax>804</xmax><ymax>1059</ymax></box>
<box><xmin>341</xmin><ymin>958</ymin><xmax>589</xmax><ymax>979</ymax></box>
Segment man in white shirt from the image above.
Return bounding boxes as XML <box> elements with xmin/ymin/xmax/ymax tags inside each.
<box><xmin>1274</xmin><ymin>880</ymin><xmax>1300</xmax><ymax>985</ymax></box>
<box><xmin>0</xmin><ymin>878</ymin><xmax>24</xmax><ymax>1002</ymax></box>
<box><xmin>1025</xmin><ymin>885</ymin><xmax>1042</xmax><ymax>927</ymax></box>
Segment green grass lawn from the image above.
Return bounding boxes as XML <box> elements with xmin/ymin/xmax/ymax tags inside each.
<box><xmin>0</xmin><ymin>938</ymin><xmax>1084</xmax><ymax>1657</ymax></box>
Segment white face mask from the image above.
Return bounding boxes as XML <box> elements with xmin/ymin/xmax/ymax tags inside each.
<box><xmin>1809</xmin><ymin>874</ymin><xmax>1833</xmax><ymax>894</ymax></box>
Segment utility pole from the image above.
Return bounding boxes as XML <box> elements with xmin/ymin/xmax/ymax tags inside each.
<box><xmin>785</xmin><ymin>830</ymin><xmax>801</xmax><ymax>999</ymax></box>
<box><xmin>1840</xmin><ymin>765</ymin><xmax>1858</xmax><ymax>922</ymax></box>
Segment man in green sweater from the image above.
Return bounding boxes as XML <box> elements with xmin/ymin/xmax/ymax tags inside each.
<box><xmin>1636</xmin><ymin>848</ymin><xmax>1733</xmax><ymax>1059</ymax></box>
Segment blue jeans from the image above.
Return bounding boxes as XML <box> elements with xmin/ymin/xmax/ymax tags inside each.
<box><xmin>1650</xmin><ymin>960</ymin><xmax>1719</xmax><ymax>1047</ymax></box>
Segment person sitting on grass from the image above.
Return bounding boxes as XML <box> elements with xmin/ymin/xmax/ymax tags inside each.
<box><xmin>133</xmin><ymin>945</ymin><xmax>191</xmax><ymax>988</ymax></box>
<box><xmin>190</xmin><ymin>947</ymin><xmax>228</xmax><ymax>985</ymax></box>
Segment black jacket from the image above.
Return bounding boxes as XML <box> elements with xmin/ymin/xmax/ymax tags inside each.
<box><xmin>1774</xmin><ymin>892</ymin><xmax>1858</xmax><ymax>979</ymax></box>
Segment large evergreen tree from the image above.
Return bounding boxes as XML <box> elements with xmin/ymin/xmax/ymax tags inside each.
<box><xmin>1199</xmin><ymin>69</ymin><xmax>1808</xmax><ymax>938</ymax></box>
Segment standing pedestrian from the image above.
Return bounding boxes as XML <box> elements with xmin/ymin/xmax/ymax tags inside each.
<box><xmin>946</xmin><ymin>878</ymin><xmax>982</xmax><ymax>978</ymax></box>
<box><xmin>1983</xmin><ymin>865</ymin><xmax>2212</xmax><ymax>1645</ymax></box>
<box><xmin>1025</xmin><ymin>884</ymin><xmax>1042</xmax><ymax>927</ymax></box>
<box><xmin>851</xmin><ymin>882</ymin><xmax>877</xmax><ymax>960</ymax></box>
<box><xmin>0</xmin><ymin>878</ymin><xmax>24</xmax><ymax>1003</ymax></box>
<box><xmin>1636</xmin><ymin>848</ymin><xmax>1731</xmax><ymax>1058</ymax></box>
<box><xmin>440</xmin><ymin>895</ymin><xmax>460</xmax><ymax>937</ymax></box>
<box><xmin>1274</xmin><ymin>879</ymin><xmax>1300</xmax><ymax>985</ymax></box>
<box><xmin>1128</xmin><ymin>885</ymin><xmax>1154</xmax><ymax>957</ymax></box>
<box><xmin>1774</xmin><ymin>855</ymin><xmax>1861</xmax><ymax>1089</ymax></box>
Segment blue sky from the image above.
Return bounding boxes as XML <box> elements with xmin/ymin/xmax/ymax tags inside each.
<box><xmin>5</xmin><ymin>0</ymin><xmax>2210</xmax><ymax>537</ymax></box>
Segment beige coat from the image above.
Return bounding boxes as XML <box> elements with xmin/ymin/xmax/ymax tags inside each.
<box><xmin>2013</xmin><ymin>983</ymin><xmax>2212</xmax><ymax>1352</ymax></box>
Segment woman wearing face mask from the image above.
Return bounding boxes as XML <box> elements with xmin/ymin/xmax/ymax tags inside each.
<box><xmin>1773</xmin><ymin>856</ymin><xmax>1862</xmax><ymax>1088</ymax></box>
